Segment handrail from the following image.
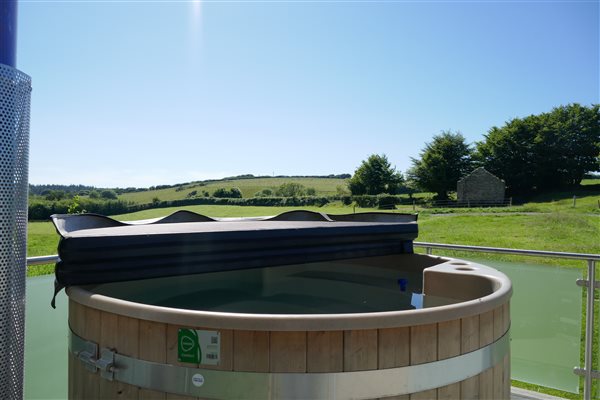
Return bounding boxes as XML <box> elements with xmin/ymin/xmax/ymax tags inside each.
<box><xmin>27</xmin><ymin>244</ymin><xmax>600</xmax><ymax>266</ymax></box>
<box><xmin>414</xmin><ymin>241</ymin><xmax>600</xmax><ymax>261</ymax></box>
<box><xmin>27</xmin><ymin>255</ymin><xmax>59</xmax><ymax>266</ymax></box>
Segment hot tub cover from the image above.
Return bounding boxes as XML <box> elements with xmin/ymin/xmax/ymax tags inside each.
<box><xmin>51</xmin><ymin>210</ymin><xmax>418</xmax><ymax>307</ymax></box>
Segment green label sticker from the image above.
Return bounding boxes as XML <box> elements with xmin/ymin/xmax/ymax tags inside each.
<box><xmin>178</xmin><ymin>328</ymin><xmax>200</xmax><ymax>363</ymax></box>
<box><xmin>178</xmin><ymin>329</ymin><xmax>220</xmax><ymax>365</ymax></box>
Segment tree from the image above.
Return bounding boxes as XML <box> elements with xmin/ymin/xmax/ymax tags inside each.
<box><xmin>476</xmin><ymin>104</ymin><xmax>600</xmax><ymax>194</ymax></box>
<box><xmin>336</xmin><ymin>185</ymin><xmax>350</xmax><ymax>196</ymax></box>
<box><xmin>254</xmin><ymin>188</ymin><xmax>274</xmax><ymax>197</ymax></box>
<box><xmin>276</xmin><ymin>182</ymin><xmax>306</xmax><ymax>197</ymax></box>
<box><xmin>212</xmin><ymin>187</ymin><xmax>243</xmax><ymax>198</ymax></box>
<box><xmin>100</xmin><ymin>189</ymin><xmax>118</xmax><ymax>200</ymax></box>
<box><xmin>348</xmin><ymin>154</ymin><xmax>404</xmax><ymax>195</ymax></box>
<box><xmin>67</xmin><ymin>195</ymin><xmax>86</xmax><ymax>214</ymax></box>
<box><xmin>43</xmin><ymin>190</ymin><xmax>66</xmax><ymax>201</ymax></box>
<box><xmin>407</xmin><ymin>131</ymin><xmax>473</xmax><ymax>199</ymax></box>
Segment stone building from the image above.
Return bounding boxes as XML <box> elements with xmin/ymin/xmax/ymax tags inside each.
<box><xmin>457</xmin><ymin>168</ymin><xmax>505</xmax><ymax>204</ymax></box>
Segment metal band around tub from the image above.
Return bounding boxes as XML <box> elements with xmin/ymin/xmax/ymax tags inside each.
<box><xmin>69</xmin><ymin>327</ymin><xmax>510</xmax><ymax>399</ymax></box>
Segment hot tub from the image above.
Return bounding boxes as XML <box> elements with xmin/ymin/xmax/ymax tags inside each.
<box><xmin>53</xmin><ymin>211</ymin><xmax>511</xmax><ymax>399</ymax></box>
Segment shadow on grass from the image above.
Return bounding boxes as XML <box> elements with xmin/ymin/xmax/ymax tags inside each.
<box><xmin>514</xmin><ymin>184</ymin><xmax>600</xmax><ymax>205</ymax></box>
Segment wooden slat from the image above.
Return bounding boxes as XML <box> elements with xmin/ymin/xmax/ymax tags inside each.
<box><xmin>493</xmin><ymin>363</ymin><xmax>503</xmax><ymax>399</ymax></box>
<box><xmin>139</xmin><ymin>320</ymin><xmax>167</xmax><ymax>400</ymax></box>
<box><xmin>233</xmin><ymin>330</ymin><xmax>270</xmax><ymax>372</ymax></box>
<box><xmin>343</xmin><ymin>329</ymin><xmax>378</xmax><ymax>371</ymax></box>
<box><xmin>410</xmin><ymin>323</ymin><xmax>437</xmax><ymax>365</ymax></box>
<box><xmin>492</xmin><ymin>305</ymin><xmax>505</xmax><ymax>399</ymax></box>
<box><xmin>166</xmin><ymin>324</ymin><xmax>198</xmax><ymax>400</ymax></box>
<box><xmin>307</xmin><ymin>331</ymin><xmax>343</xmax><ymax>372</ymax></box>
<box><xmin>437</xmin><ymin>320</ymin><xmax>460</xmax><ymax>399</ymax></box>
<box><xmin>478</xmin><ymin>310</ymin><xmax>494</xmax><ymax>399</ymax></box>
<box><xmin>117</xmin><ymin>315</ymin><xmax>140</xmax><ymax>400</ymax></box>
<box><xmin>409</xmin><ymin>389</ymin><xmax>437</xmax><ymax>400</ymax></box>
<box><xmin>270</xmin><ymin>331</ymin><xmax>306</xmax><ymax>372</ymax></box>
<box><xmin>378</xmin><ymin>327</ymin><xmax>409</xmax><ymax>369</ymax></box>
<box><xmin>493</xmin><ymin>306</ymin><xmax>504</xmax><ymax>341</ymax></box>
<box><xmin>503</xmin><ymin>354</ymin><xmax>511</xmax><ymax>399</ymax></box>
<box><xmin>68</xmin><ymin>300</ymin><xmax>83</xmax><ymax>400</ymax></box>
<box><xmin>99</xmin><ymin>311</ymin><xmax>119</xmax><ymax>399</ymax></box>
<box><xmin>82</xmin><ymin>306</ymin><xmax>101</xmax><ymax>400</ymax></box>
<box><xmin>479</xmin><ymin>310</ymin><xmax>494</xmax><ymax>347</ymax></box>
<box><xmin>68</xmin><ymin>352</ymin><xmax>76</xmax><ymax>400</ymax></box>
<box><xmin>460</xmin><ymin>314</ymin><xmax>480</xmax><ymax>400</ymax></box>
<box><xmin>437</xmin><ymin>320</ymin><xmax>460</xmax><ymax>360</ymax></box>
<box><xmin>461</xmin><ymin>315</ymin><xmax>480</xmax><ymax>353</ymax></box>
<box><xmin>69</xmin><ymin>299</ymin><xmax>83</xmax><ymax>335</ymax></box>
<box><xmin>437</xmin><ymin>383</ymin><xmax>460</xmax><ymax>400</ymax></box>
<box><xmin>503</xmin><ymin>301</ymin><xmax>510</xmax><ymax>334</ymax></box>
<box><xmin>461</xmin><ymin>376</ymin><xmax>479</xmax><ymax>400</ymax></box>
<box><xmin>479</xmin><ymin>369</ymin><xmax>494</xmax><ymax>399</ymax></box>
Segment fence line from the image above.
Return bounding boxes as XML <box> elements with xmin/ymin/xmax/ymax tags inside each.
<box><xmin>426</xmin><ymin>198</ymin><xmax>512</xmax><ymax>208</ymax></box>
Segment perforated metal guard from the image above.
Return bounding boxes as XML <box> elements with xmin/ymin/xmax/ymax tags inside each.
<box><xmin>0</xmin><ymin>63</ymin><xmax>31</xmax><ymax>400</ymax></box>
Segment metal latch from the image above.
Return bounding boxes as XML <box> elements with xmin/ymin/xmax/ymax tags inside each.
<box><xmin>75</xmin><ymin>340</ymin><xmax>98</xmax><ymax>373</ymax></box>
<box><xmin>74</xmin><ymin>342</ymin><xmax>116</xmax><ymax>381</ymax></box>
<box><xmin>97</xmin><ymin>348</ymin><xmax>116</xmax><ymax>381</ymax></box>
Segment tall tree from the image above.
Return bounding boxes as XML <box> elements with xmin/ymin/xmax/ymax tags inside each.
<box><xmin>475</xmin><ymin>116</ymin><xmax>540</xmax><ymax>194</ymax></box>
<box><xmin>407</xmin><ymin>131</ymin><xmax>473</xmax><ymax>199</ymax></box>
<box><xmin>476</xmin><ymin>104</ymin><xmax>600</xmax><ymax>194</ymax></box>
<box><xmin>348</xmin><ymin>154</ymin><xmax>404</xmax><ymax>195</ymax></box>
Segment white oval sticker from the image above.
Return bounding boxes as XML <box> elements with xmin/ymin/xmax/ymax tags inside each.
<box><xmin>192</xmin><ymin>373</ymin><xmax>205</xmax><ymax>387</ymax></box>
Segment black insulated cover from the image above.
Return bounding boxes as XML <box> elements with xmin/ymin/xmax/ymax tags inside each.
<box><xmin>51</xmin><ymin>210</ymin><xmax>418</xmax><ymax>299</ymax></box>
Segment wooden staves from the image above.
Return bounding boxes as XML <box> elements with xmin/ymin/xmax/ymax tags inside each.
<box><xmin>68</xmin><ymin>300</ymin><xmax>511</xmax><ymax>400</ymax></box>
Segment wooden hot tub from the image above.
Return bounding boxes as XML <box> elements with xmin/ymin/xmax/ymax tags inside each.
<box><xmin>52</xmin><ymin>211</ymin><xmax>511</xmax><ymax>399</ymax></box>
<box><xmin>66</xmin><ymin>254</ymin><xmax>511</xmax><ymax>399</ymax></box>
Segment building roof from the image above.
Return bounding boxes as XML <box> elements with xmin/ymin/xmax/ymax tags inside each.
<box><xmin>458</xmin><ymin>167</ymin><xmax>505</xmax><ymax>184</ymax></box>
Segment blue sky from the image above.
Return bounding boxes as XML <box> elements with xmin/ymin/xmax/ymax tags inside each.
<box><xmin>18</xmin><ymin>0</ymin><xmax>599</xmax><ymax>188</ymax></box>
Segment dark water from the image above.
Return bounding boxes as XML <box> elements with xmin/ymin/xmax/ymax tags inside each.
<box><xmin>93</xmin><ymin>258</ymin><xmax>461</xmax><ymax>314</ymax></box>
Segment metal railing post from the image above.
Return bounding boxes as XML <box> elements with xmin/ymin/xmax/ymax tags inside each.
<box><xmin>583</xmin><ymin>260</ymin><xmax>596</xmax><ymax>400</ymax></box>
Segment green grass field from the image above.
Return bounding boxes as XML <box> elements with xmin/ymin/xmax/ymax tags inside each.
<box><xmin>117</xmin><ymin>177</ymin><xmax>348</xmax><ymax>203</ymax></box>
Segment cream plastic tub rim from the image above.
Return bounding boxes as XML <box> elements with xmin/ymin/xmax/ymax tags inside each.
<box><xmin>66</xmin><ymin>255</ymin><xmax>512</xmax><ymax>332</ymax></box>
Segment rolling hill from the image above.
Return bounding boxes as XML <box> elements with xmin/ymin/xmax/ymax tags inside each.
<box><xmin>117</xmin><ymin>176</ymin><xmax>349</xmax><ymax>204</ymax></box>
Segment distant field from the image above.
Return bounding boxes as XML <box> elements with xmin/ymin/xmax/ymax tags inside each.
<box><xmin>581</xmin><ymin>178</ymin><xmax>600</xmax><ymax>186</ymax></box>
<box><xmin>115</xmin><ymin>177</ymin><xmax>600</xmax><ymax>207</ymax></box>
<box><xmin>117</xmin><ymin>177</ymin><xmax>348</xmax><ymax>204</ymax></box>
